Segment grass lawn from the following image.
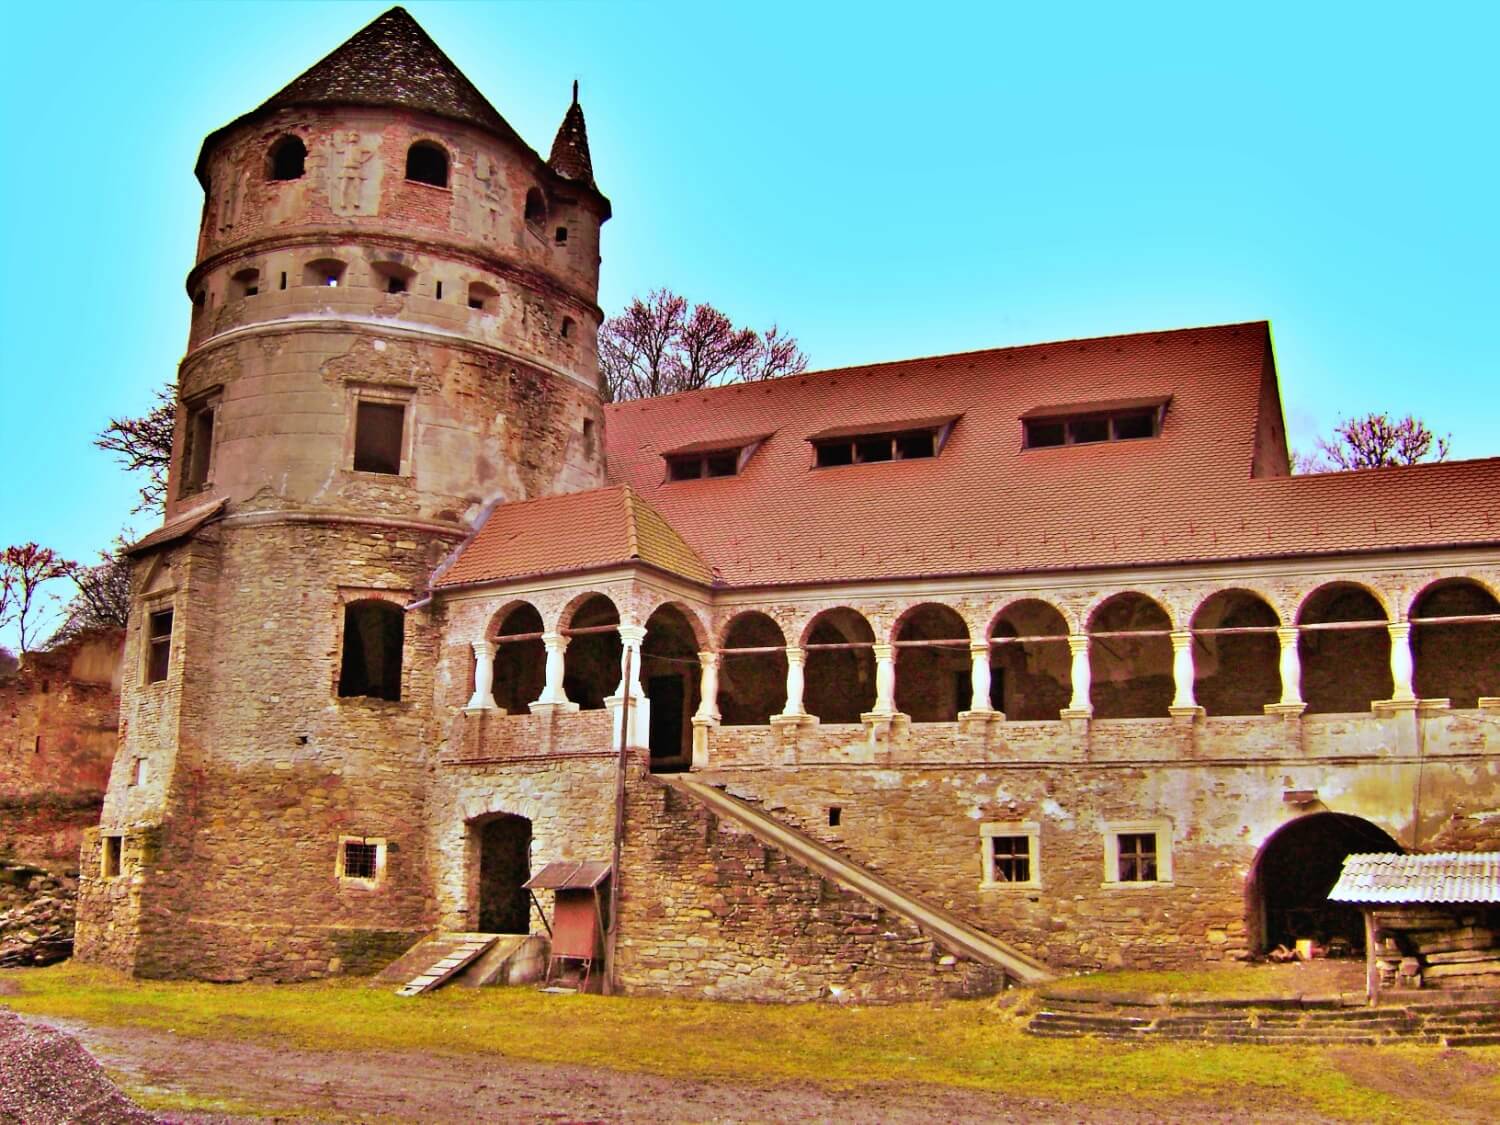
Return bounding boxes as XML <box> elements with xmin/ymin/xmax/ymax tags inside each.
<box><xmin>4</xmin><ymin>963</ymin><xmax>1498</xmax><ymax>1123</ymax></box>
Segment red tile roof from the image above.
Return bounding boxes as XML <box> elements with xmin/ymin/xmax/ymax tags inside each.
<box><xmin>600</xmin><ymin>321</ymin><xmax>1499</xmax><ymax>587</ymax></box>
<box><xmin>444</xmin><ymin>320</ymin><xmax>1500</xmax><ymax>591</ymax></box>
<box><xmin>436</xmin><ymin>485</ymin><xmax>712</xmax><ymax>588</ymax></box>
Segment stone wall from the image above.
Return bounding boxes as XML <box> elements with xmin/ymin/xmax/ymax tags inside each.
<box><xmin>0</xmin><ymin>631</ymin><xmax>122</xmax><ymax>864</ymax></box>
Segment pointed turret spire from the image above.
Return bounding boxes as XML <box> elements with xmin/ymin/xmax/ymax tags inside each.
<box><xmin>548</xmin><ymin>82</ymin><xmax>597</xmax><ymax>190</ymax></box>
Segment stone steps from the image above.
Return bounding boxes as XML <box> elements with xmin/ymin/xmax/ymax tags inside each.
<box><xmin>1026</xmin><ymin>994</ymin><xmax>1500</xmax><ymax>1045</ymax></box>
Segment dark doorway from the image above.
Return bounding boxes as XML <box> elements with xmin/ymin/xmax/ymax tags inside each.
<box><xmin>477</xmin><ymin>814</ymin><xmax>532</xmax><ymax>934</ymax></box>
<box><xmin>648</xmin><ymin>674</ymin><xmax>687</xmax><ymax>769</ymax></box>
<box><xmin>1249</xmin><ymin>813</ymin><xmax>1400</xmax><ymax>954</ymax></box>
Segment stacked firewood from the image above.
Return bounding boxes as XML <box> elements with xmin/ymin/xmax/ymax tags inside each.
<box><xmin>1373</xmin><ymin>907</ymin><xmax>1499</xmax><ymax>989</ymax></box>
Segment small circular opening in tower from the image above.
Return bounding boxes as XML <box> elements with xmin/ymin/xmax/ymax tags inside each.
<box><xmin>267</xmin><ymin>136</ymin><xmax>306</xmax><ymax>181</ymax></box>
<box><xmin>405</xmin><ymin>141</ymin><xmax>449</xmax><ymax>188</ymax></box>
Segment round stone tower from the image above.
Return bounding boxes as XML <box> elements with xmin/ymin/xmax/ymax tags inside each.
<box><xmin>75</xmin><ymin>7</ymin><xmax>610</xmax><ymax>980</ymax></box>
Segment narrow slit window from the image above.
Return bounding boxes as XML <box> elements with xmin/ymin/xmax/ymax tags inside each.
<box><xmin>435</xmin><ymin>281</ymin><xmax>443</xmax><ymax>300</ymax></box>
<box><xmin>181</xmin><ymin>398</ymin><xmax>216</xmax><ymax>493</ymax></box>
<box><xmin>102</xmin><ymin>835</ymin><xmax>122</xmax><ymax>879</ymax></box>
<box><xmin>146</xmin><ymin>609</ymin><xmax>173</xmax><ymax>683</ymax></box>
<box><xmin>554</xmin><ymin>226</ymin><xmax>569</xmax><ymax>244</ymax></box>
<box><xmin>828</xmin><ymin>807</ymin><xmax>842</xmax><ymax>827</ymax></box>
<box><xmin>353</xmin><ymin>401</ymin><xmax>405</xmax><ymax>475</ymax></box>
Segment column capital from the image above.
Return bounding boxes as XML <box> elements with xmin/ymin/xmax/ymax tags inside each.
<box><xmin>617</xmin><ymin>623</ymin><xmax>646</xmax><ymax>646</ymax></box>
<box><xmin>1067</xmin><ymin>633</ymin><xmax>1089</xmax><ymax>655</ymax></box>
<box><xmin>1276</xmin><ymin>625</ymin><xmax>1300</xmax><ymax>645</ymax></box>
<box><xmin>698</xmin><ymin>650</ymin><xmax>719</xmax><ymax>668</ymax></box>
<box><xmin>1169</xmin><ymin>629</ymin><xmax>1193</xmax><ymax>649</ymax></box>
<box><xmin>969</xmin><ymin>640</ymin><xmax>991</xmax><ymax>656</ymax></box>
<box><xmin>541</xmin><ymin>630</ymin><xmax>568</xmax><ymax>650</ymax></box>
<box><xmin>470</xmin><ymin>639</ymin><xmax>491</xmax><ymax>656</ymax></box>
<box><xmin>872</xmin><ymin>643</ymin><xmax>894</xmax><ymax>661</ymax></box>
<box><xmin>1387</xmin><ymin>620</ymin><xmax>1412</xmax><ymax>639</ymax></box>
<box><xmin>784</xmin><ymin>644</ymin><xmax>806</xmax><ymax>666</ymax></box>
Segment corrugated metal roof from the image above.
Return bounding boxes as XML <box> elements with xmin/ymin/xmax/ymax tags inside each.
<box><xmin>524</xmin><ymin>860</ymin><xmax>611</xmax><ymax>890</ymax></box>
<box><xmin>1328</xmin><ymin>852</ymin><xmax>1500</xmax><ymax>904</ymax></box>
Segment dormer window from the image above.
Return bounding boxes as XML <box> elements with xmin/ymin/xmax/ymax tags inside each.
<box><xmin>808</xmin><ymin>418</ymin><xmax>956</xmax><ymax>468</ymax></box>
<box><xmin>661</xmin><ymin>435</ymin><xmax>770</xmax><ymax>482</ymax></box>
<box><xmin>1021</xmin><ymin>397</ymin><xmax>1169</xmax><ymax>449</ymax></box>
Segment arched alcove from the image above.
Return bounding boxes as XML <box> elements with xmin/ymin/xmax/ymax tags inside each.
<box><xmin>989</xmin><ymin>600</ymin><xmax>1070</xmax><ymax>720</ymax></box>
<box><xmin>405</xmin><ymin>140</ymin><xmax>449</xmax><ymax>187</ymax></box>
<box><xmin>642</xmin><ymin>604</ymin><xmax>701</xmax><ymax>771</ymax></box>
<box><xmin>1191</xmin><ymin>590</ymin><xmax>1280</xmax><ymax>715</ymax></box>
<box><xmin>893</xmin><ymin>603</ymin><xmax>970</xmax><ymax>722</ymax></box>
<box><xmin>1411</xmin><ymin>579</ymin><xmax>1500</xmax><ymax>708</ymax></box>
<box><xmin>718</xmin><ymin>612</ymin><xmax>786</xmax><ymax>725</ymax></box>
<box><xmin>491</xmin><ymin>603</ymin><xmax>544</xmax><ymax>713</ymax></box>
<box><xmin>561</xmin><ymin>595</ymin><xmax>620</xmax><ymax>711</ymax></box>
<box><xmin>1297</xmin><ymin>584</ymin><xmax>1390</xmax><ymax>713</ymax></box>
<box><xmin>1088</xmin><ymin>593</ymin><xmax>1172</xmax><ymax>718</ymax></box>
<box><xmin>804</xmin><ymin>608</ymin><xmax>875</xmax><ymax>723</ymax></box>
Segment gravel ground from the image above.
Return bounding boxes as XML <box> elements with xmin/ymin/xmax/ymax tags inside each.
<box><xmin>0</xmin><ymin>1010</ymin><xmax>157</xmax><ymax>1124</ymax></box>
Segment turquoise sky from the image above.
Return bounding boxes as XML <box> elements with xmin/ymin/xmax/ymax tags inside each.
<box><xmin>1</xmin><ymin>1</ymin><xmax>1497</xmax><ymax>642</ymax></box>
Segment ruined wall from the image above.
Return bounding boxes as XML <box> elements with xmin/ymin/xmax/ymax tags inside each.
<box><xmin>0</xmin><ymin>632</ymin><xmax>122</xmax><ymax>864</ymax></box>
<box><xmin>615</xmin><ymin>769</ymin><xmax>1004</xmax><ymax>1001</ymax></box>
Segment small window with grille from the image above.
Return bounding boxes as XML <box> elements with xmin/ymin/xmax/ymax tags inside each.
<box><xmin>980</xmin><ymin>822</ymin><xmax>1039</xmax><ymax>888</ymax></box>
<box><xmin>338</xmin><ymin>836</ymin><xmax>386</xmax><ymax>885</ymax></box>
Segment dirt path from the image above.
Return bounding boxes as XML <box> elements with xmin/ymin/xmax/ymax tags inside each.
<box><xmin>33</xmin><ymin>1014</ymin><xmax>1335</xmax><ymax>1124</ymax></box>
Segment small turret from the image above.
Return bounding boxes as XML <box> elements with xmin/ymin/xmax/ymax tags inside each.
<box><xmin>548</xmin><ymin>81</ymin><xmax>598</xmax><ymax>191</ymax></box>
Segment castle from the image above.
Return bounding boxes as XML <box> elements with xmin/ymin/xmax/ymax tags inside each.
<box><xmin>75</xmin><ymin>8</ymin><xmax>1500</xmax><ymax>1000</ymax></box>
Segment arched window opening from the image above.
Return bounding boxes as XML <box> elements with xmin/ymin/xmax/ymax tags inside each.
<box><xmin>524</xmin><ymin>188</ymin><xmax>547</xmax><ymax>229</ymax></box>
<box><xmin>642</xmin><ymin>605</ymin><xmax>702</xmax><ymax>772</ymax></box>
<box><xmin>1412</xmin><ymin>580</ymin><xmax>1500</xmax><ymax>708</ymax></box>
<box><xmin>468</xmin><ymin>281</ymin><xmax>498</xmax><ymax>313</ymax></box>
<box><xmin>229</xmin><ymin>267</ymin><xmax>260</xmax><ymax>300</ymax></box>
<box><xmin>302</xmin><ymin>258</ymin><xmax>346</xmax><ymax>287</ymax></box>
<box><xmin>491</xmin><ymin>603</ymin><xmax>545</xmax><ymax>713</ymax></box>
<box><xmin>1248</xmin><ymin>813</ymin><xmax>1401</xmax><ymax>955</ymax></box>
<box><xmin>1297</xmin><ymin>584</ymin><xmax>1390</xmax><ymax>714</ymax></box>
<box><xmin>405</xmin><ymin>141</ymin><xmax>449</xmax><ymax>187</ymax></box>
<box><xmin>560</xmin><ymin>316</ymin><xmax>575</xmax><ymax>339</ymax></box>
<box><xmin>989</xmin><ymin>600</ymin><xmax>1070</xmax><ymax>720</ymax></box>
<box><xmin>719</xmin><ymin>612</ymin><xmax>786</xmax><ymax>725</ymax></box>
<box><xmin>893</xmin><ymin>604</ymin><xmax>970</xmax><ymax>722</ymax></box>
<box><xmin>1191</xmin><ymin>591</ymin><xmax>1280</xmax><ymax>716</ymax></box>
<box><xmin>562</xmin><ymin>595</ymin><xmax>621</xmax><ymax>711</ymax></box>
<box><xmin>338</xmin><ymin>599</ymin><xmax>403</xmax><ymax>701</ymax></box>
<box><xmin>804</xmin><ymin>609</ymin><xmax>876</xmax><ymax>723</ymax></box>
<box><xmin>1088</xmin><ymin>593</ymin><xmax>1172</xmax><ymax>718</ymax></box>
<box><xmin>472</xmin><ymin>812</ymin><xmax>533</xmax><ymax>934</ymax></box>
<box><xmin>267</xmin><ymin>135</ymin><xmax>306</xmax><ymax>181</ymax></box>
<box><xmin>372</xmin><ymin>260</ymin><xmax>416</xmax><ymax>295</ymax></box>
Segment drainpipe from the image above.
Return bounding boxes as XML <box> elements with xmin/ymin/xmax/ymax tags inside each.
<box><xmin>604</xmin><ymin>647</ymin><xmax>632</xmax><ymax>996</ymax></box>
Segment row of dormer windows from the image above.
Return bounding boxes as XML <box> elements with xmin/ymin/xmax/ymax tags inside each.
<box><xmin>193</xmin><ymin>259</ymin><xmax>576</xmax><ymax>337</ymax></box>
<box><xmin>261</xmin><ymin>135</ymin><xmax>565</xmax><ymax>243</ymax></box>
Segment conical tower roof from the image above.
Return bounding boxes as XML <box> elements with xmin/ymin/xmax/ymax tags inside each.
<box><xmin>548</xmin><ymin>82</ymin><xmax>598</xmax><ymax>190</ymax></box>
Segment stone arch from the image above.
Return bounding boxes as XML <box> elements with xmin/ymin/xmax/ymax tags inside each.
<box><xmin>488</xmin><ymin>601</ymin><xmax>545</xmax><ymax>713</ymax></box>
<box><xmin>639</xmin><ymin>596</ymin><xmax>710</xmax><ymax>650</ymax></box>
<box><xmin>1246</xmin><ymin>812</ymin><xmax>1401</xmax><ymax>955</ymax></box>
<box><xmin>1191</xmin><ymin>589</ymin><xmax>1281</xmax><ymax>716</ymax></box>
<box><xmin>718</xmin><ymin>611</ymin><xmax>787</xmax><ymax>725</ymax></box>
<box><xmin>642</xmin><ymin>603</ymin><xmax>701</xmax><ymax>771</ymax></box>
<box><xmin>988</xmin><ymin>599</ymin><xmax>1071</xmax><ymax>721</ymax></box>
<box><xmin>893</xmin><ymin>603</ymin><xmax>970</xmax><ymax>722</ymax></box>
<box><xmin>803</xmin><ymin>607</ymin><xmax>876</xmax><ymax>723</ymax></box>
<box><xmin>1410</xmin><ymin>578</ymin><xmax>1500</xmax><ymax>708</ymax></box>
<box><xmin>1087</xmin><ymin>592</ymin><xmax>1173</xmax><ymax>718</ymax></box>
<box><xmin>561</xmin><ymin>593</ymin><xmax>620</xmax><ymax>711</ymax></box>
<box><xmin>1296</xmin><ymin>582</ymin><xmax>1391</xmax><ymax>714</ymax></box>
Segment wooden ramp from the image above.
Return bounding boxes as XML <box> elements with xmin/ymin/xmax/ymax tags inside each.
<box><xmin>391</xmin><ymin>933</ymin><xmax>498</xmax><ymax>997</ymax></box>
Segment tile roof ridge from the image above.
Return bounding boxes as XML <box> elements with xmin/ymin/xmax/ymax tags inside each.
<box><xmin>1263</xmin><ymin>454</ymin><xmax>1500</xmax><ymax>483</ymax></box>
<box><xmin>620</xmin><ymin>484</ymin><xmax>641</xmax><ymax>560</ymax></box>
<box><xmin>602</xmin><ymin>319</ymin><xmax>1271</xmax><ymax>415</ymax></box>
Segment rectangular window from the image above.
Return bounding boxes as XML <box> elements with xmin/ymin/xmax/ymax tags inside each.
<box><xmin>146</xmin><ymin>609</ymin><xmax>173</xmax><ymax>683</ymax></box>
<box><xmin>814</xmin><ymin>427</ymin><xmax>943</xmax><ymax>467</ymax></box>
<box><xmin>1103</xmin><ymin>819</ymin><xmax>1173</xmax><ymax>885</ymax></box>
<box><xmin>102</xmin><ymin>835</ymin><xmax>122</xmax><ymax>879</ymax></box>
<box><xmin>337</xmin><ymin>835</ymin><xmax>387</xmax><ymax>885</ymax></box>
<box><xmin>181</xmin><ymin>399</ymin><xmax>217</xmax><ymax>493</ymax></box>
<box><xmin>666</xmin><ymin>448</ymin><xmax>744</xmax><ymax>481</ymax></box>
<box><xmin>353</xmin><ymin>401</ymin><xmax>405</xmax><ymax>475</ymax></box>
<box><xmin>980</xmin><ymin>822</ymin><xmax>1040</xmax><ymax>888</ymax></box>
<box><xmin>1023</xmin><ymin>402</ymin><xmax>1166</xmax><ymax>449</ymax></box>
<box><xmin>1116</xmin><ymin>832</ymin><xmax>1158</xmax><ymax>882</ymax></box>
<box><xmin>129</xmin><ymin>757</ymin><xmax>148</xmax><ymax>787</ymax></box>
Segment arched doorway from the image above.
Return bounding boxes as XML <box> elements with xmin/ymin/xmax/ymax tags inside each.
<box><xmin>642</xmin><ymin>604</ymin><xmax>701</xmax><ymax>772</ymax></box>
<box><xmin>1248</xmin><ymin>813</ymin><xmax>1401</xmax><ymax>954</ymax></box>
<box><xmin>475</xmin><ymin>813</ymin><xmax>533</xmax><ymax>934</ymax></box>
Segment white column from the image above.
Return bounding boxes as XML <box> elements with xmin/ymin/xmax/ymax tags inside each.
<box><xmin>780</xmin><ymin>645</ymin><xmax>806</xmax><ymax>717</ymax></box>
<box><xmin>1276</xmin><ymin>626</ymin><xmax>1303</xmax><ymax>707</ymax></box>
<box><xmin>873</xmin><ymin>643</ymin><xmax>897</xmax><ymax>715</ymax></box>
<box><xmin>694</xmin><ymin>651</ymin><xmax>721</xmax><ymax>722</ymax></box>
<box><xmin>616</xmin><ymin>623</ymin><xmax>646</xmax><ymax>700</ymax></box>
<box><xmin>607</xmin><ymin>623</ymin><xmax>649</xmax><ymax>749</ymax></box>
<box><xmin>1170</xmin><ymin>630</ymin><xmax>1197</xmax><ymax>710</ymax></box>
<box><xmin>465</xmin><ymin>641</ymin><xmax>497</xmax><ymax>711</ymax></box>
<box><xmin>968</xmin><ymin>641</ymin><xmax>994</xmax><ymax>712</ymax></box>
<box><xmin>1388</xmin><ymin>621</ymin><xmax>1415</xmax><ymax>703</ymax></box>
<box><xmin>1067</xmin><ymin>634</ymin><xmax>1092</xmax><ymax>714</ymax></box>
<box><xmin>533</xmin><ymin>631</ymin><xmax>570</xmax><ymax>706</ymax></box>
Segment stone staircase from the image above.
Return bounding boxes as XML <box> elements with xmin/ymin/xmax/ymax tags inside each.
<box><xmin>667</xmin><ymin>776</ymin><xmax>1052</xmax><ymax>987</ymax></box>
<box><xmin>1027</xmin><ymin>989</ymin><xmax>1500</xmax><ymax>1046</ymax></box>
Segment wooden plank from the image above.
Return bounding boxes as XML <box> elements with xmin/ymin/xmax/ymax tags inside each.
<box><xmin>396</xmin><ymin>934</ymin><xmax>499</xmax><ymax>996</ymax></box>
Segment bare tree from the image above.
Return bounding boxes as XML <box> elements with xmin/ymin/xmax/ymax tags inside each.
<box><xmin>1297</xmin><ymin>412</ymin><xmax>1452</xmax><ymax>473</ymax></box>
<box><xmin>599</xmin><ymin>289</ymin><xmax>808</xmax><ymax>402</ymax></box>
<box><xmin>0</xmin><ymin>543</ymin><xmax>75</xmax><ymax>653</ymax></box>
<box><xmin>51</xmin><ymin>539</ymin><xmax>133</xmax><ymax>644</ymax></box>
<box><xmin>96</xmin><ymin>383</ymin><xmax>176</xmax><ymax>513</ymax></box>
